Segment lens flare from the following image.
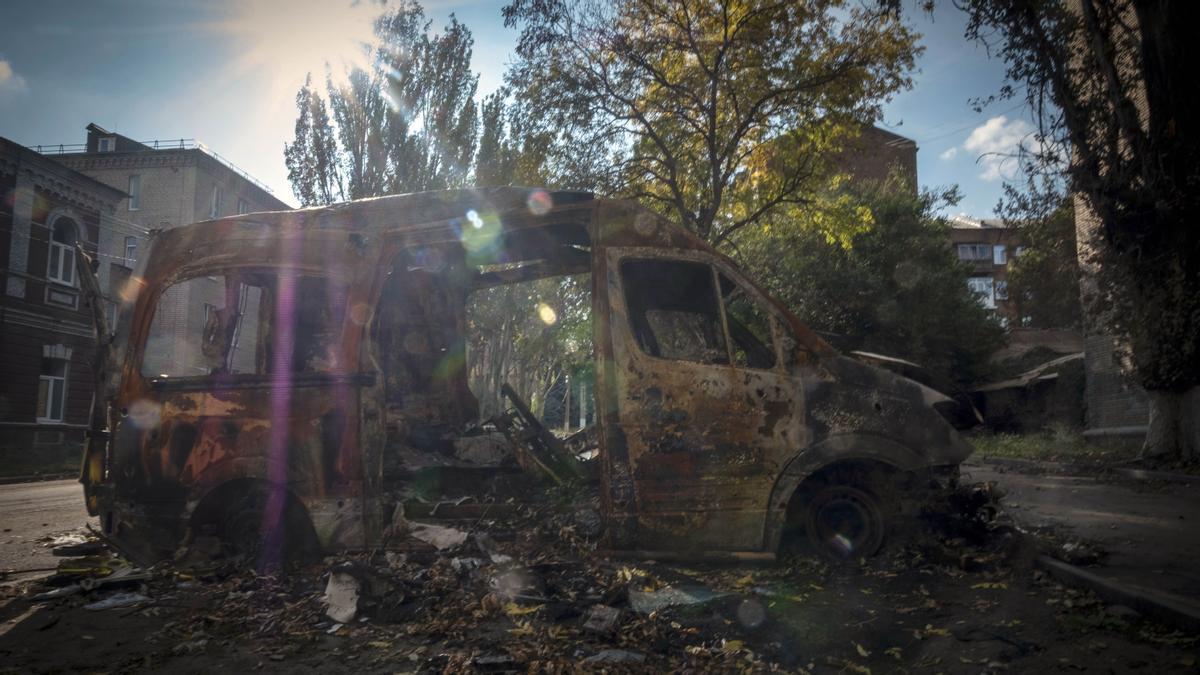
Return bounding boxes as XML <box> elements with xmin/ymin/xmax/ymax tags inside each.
<box><xmin>537</xmin><ymin>303</ymin><xmax>557</xmax><ymax>325</ymax></box>
<box><xmin>128</xmin><ymin>399</ymin><xmax>162</xmax><ymax>430</ymax></box>
<box><xmin>456</xmin><ymin>208</ymin><xmax>504</xmax><ymax>265</ymax></box>
<box><xmin>526</xmin><ymin>189</ymin><xmax>553</xmax><ymax>216</ymax></box>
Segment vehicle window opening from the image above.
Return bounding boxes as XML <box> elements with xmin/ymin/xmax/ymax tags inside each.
<box><xmin>719</xmin><ymin>273</ymin><xmax>777</xmax><ymax>370</ymax></box>
<box><xmin>375</xmin><ymin>247</ymin><xmax>479</xmax><ymax>436</ymax></box>
<box><xmin>621</xmin><ymin>259</ymin><xmax>727</xmax><ymax>365</ymax></box>
<box><xmin>140</xmin><ymin>270</ymin><xmax>343</xmax><ymax>378</ymax></box>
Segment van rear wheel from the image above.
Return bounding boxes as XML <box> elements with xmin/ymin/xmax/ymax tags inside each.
<box><xmin>220</xmin><ymin>491</ymin><xmax>269</xmax><ymax>559</ymax></box>
<box><xmin>804</xmin><ymin>483</ymin><xmax>885</xmax><ymax>562</ymax></box>
<box><xmin>215</xmin><ymin>489</ymin><xmax>316</xmax><ymax>566</ymax></box>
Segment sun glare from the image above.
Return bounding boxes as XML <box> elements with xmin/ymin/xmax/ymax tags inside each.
<box><xmin>216</xmin><ymin>0</ymin><xmax>381</xmax><ymax>93</ymax></box>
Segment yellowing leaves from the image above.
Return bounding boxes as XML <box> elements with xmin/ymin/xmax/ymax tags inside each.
<box><xmin>503</xmin><ymin>603</ymin><xmax>542</xmax><ymax>616</ymax></box>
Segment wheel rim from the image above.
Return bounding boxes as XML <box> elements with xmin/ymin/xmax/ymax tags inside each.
<box><xmin>812</xmin><ymin>487</ymin><xmax>882</xmax><ymax>559</ymax></box>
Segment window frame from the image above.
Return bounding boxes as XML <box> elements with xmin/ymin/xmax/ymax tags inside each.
<box><xmin>716</xmin><ymin>270</ymin><xmax>781</xmax><ymax>372</ymax></box>
<box><xmin>128</xmin><ymin>174</ymin><xmax>141</xmax><ymax>211</ymax></box>
<box><xmin>137</xmin><ymin>266</ymin><xmax>348</xmax><ymax>383</ymax></box>
<box><xmin>46</xmin><ymin>218</ymin><xmax>78</xmax><ymax>287</ymax></box>
<box><xmin>210</xmin><ymin>185</ymin><xmax>222</xmax><ymax>219</ymax></box>
<box><xmin>37</xmin><ymin>358</ymin><xmax>68</xmax><ymax>424</ymax></box>
<box><xmin>957</xmin><ymin>243</ymin><xmax>991</xmax><ymax>261</ymax></box>
<box><xmin>618</xmin><ymin>252</ymin><xmax>782</xmax><ymax>372</ymax></box>
<box><xmin>993</xmin><ymin>244</ymin><xmax>1007</xmax><ymax>265</ymax></box>
<box><xmin>123</xmin><ymin>235</ymin><xmax>137</xmax><ymax>267</ymax></box>
<box><xmin>967</xmin><ymin>276</ymin><xmax>996</xmax><ymax>309</ymax></box>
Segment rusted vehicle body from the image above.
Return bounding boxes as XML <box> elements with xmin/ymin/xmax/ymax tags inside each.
<box><xmin>80</xmin><ymin>188</ymin><xmax>972</xmax><ymax>563</ymax></box>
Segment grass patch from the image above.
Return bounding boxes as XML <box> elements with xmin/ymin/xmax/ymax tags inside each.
<box><xmin>967</xmin><ymin>427</ymin><xmax>1141</xmax><ymax>465</ymax></box>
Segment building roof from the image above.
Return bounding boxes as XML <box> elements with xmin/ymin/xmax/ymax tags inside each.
<box><xmin>31</xmin><ymin>123</ymin><xmax>289</xmax><ymax>210</ymax></box>
<box><xmin>0</xmin><ymin>135</ymin><xmax>128</xmax><ymax>202</ymax></box>
<box><xmin>949</xmin><ymin>214</ymin><xmax>1010</xmax><ymax>229</ymax></box>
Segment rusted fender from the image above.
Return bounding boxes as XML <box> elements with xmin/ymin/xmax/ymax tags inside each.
<box><xmin>759</xmin><ymin>434</ymin><xmax>931</xmax><ymax>554</ymax></box>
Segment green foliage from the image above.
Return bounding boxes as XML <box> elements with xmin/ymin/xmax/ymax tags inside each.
<box><xmin>284</xmin><ymin>75</ymin><xmax>342</xmax><ymax>206</ymax></box>
<box><xmin>284</xmin><ymin>1</ymin><xmax>480</xmax><ymax>203</ymax></box>
<box><xmin>1006</xmin><ymin>199</ymin><xmax>1081</xmax><ymax>329</ymax></box>
<box><xmin>501</xmin><ymin>0</ymin><xmax>921</xmax><ymax>244</ymax></box>
<box><xmin>960</xmin><ymin>0</ymin><xmax>1200</xmax><ymax>458</ymax></box>
<box><xmin>467</xmin><ymin>275</ymin><xmax>592</xmax><ymax>418</ymax></box>
<box><xmin>733</xmin><ymin>177</ymin><xmax>1005</xmax><ymax>385</ymax></box>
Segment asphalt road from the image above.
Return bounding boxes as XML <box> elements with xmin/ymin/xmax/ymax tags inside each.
<box><xmin>966</xmin><ymin>461</ymin><xmax>1200</xmax><ymax>603</ymax></box>
<box><xmin>0</xmin><ymin>480</ymin><xmax>94</xmax><ymax>583</ymax></box>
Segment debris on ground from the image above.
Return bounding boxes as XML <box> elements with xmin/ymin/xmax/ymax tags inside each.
<box><xmin>5</xmin><ymin>480</ymin><xmax>1197</xmax><ymax>673</ymax></box>
<box><xmin>83</xmin><ymin>592</ymin><xmax>152</xmax><ymax>611</ymax></box>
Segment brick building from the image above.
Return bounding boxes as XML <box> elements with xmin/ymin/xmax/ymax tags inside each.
<box><xmin>0</xmin><ymin>136</ymin><xmax>126</xmax><ymax>462</ymax></box>
<box><xmin>42</xmin><ymin>123</ymin><xmax>291</xmax><ymax>377</ymax></box>
<box><xmin>833</xmin><ymin>125</ymin><xmax>919</xmax><ymax>195</ymax></box>
<box><xmin>947</xmin><ymin>215</ymin><xmax>1024</xmax><ymax>325</ymax></box>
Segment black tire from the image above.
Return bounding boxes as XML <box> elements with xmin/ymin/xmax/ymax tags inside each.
<box><xmin>220</xmin><ymin>491</ymin><xmax>268</xmax><ymax>559</ymax></box>
<box><xmin>804</xmin><ymin>482</ymin><xmax>886</xmax><ymax>562</ymax></box>
<box><xmin>218</xmin><ymin>489</ymin><xmax>316</xmax><ymax>566</ymax></box>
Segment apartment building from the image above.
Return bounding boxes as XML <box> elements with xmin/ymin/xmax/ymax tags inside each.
<box><xmin>0</xmin><ymin>136</ymin><xmax>126</xmax><ymax>458</ymax></box>
<box><xmin>948</xmin><ymin>215</ymin><xmax>1024</xmax><ymax>324</ymax></box>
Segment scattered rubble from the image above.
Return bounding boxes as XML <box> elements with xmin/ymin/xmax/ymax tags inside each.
<box><xmin>6</xmin><ymin>480</ymin><xmax>1197</xmax><ymax>673</ymax></box>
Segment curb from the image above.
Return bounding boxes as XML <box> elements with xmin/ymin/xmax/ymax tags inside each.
<box><xmin>1111</xmin><ymin>467</ymin><xmax>1197</xmax><ymax>485</ymax></box>
<box><xmin>0</xmin><ymin>473</ymin><xmax>76</xmax><ymax>486</ymax></box>
<box><xmin>974</xmin><ymin>457</ymin><xmax>1197</xmax><ymax>486</ymax></box>
<box><xmin>970</xmin><ymin>456</ymin><xmax>1090</xmax><ymax>474</ymax></box>
<box><xmin>1035</xmin><ymin>555</ymin><xmax>1200</xmax><ymax>635</ymax></box>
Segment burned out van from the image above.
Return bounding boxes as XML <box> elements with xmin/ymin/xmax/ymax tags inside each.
<box><xmin>79</xmin><ymin>188</ymin><xmax>972</xmax><ymax>564</ymax></box>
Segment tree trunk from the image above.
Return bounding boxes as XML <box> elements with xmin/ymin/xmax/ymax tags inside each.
<box><xmin>1142</xmin><ymin>386</ymin><xmax>1200</xmax><ymax>462</ymax></box>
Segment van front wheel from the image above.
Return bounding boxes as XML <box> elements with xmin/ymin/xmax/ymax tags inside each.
<box><xmin>804</xmin><ymin>483</ymin><xmax>885</xmax><ymax>561</ymax></box>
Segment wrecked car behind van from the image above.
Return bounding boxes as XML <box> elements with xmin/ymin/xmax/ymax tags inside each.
<box><xmin>79</xmin><ymin>188</ymin><xmax>972</xmax><ymax>564</ymax></box>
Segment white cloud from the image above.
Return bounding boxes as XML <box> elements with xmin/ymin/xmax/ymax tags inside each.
<box><xmin>0</xmin><ymin>57</ymin><xmax>29</xmax><ymax>102</ymax></box>
<box><xmin>963</xmin><ymin>115</ymin><xmax>1036</xmax><ymax>181</ymax></box>
<box><xmin>938</xmin><ymin>146</ymin><xmax>958</xmax><ymax>161</ymax></box>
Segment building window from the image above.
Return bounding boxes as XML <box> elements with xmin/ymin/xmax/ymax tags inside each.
<box><xmin>995</xmin><ymin>280</ymin><xmax>1009</xmax><ymax>300</ymax></box>
<box><xmin>993</xmin><ymin>244</ymin><xmax>1007</xmax><ymax>265</ymax></box>
<box><xmin>237</xmin><ymin>198</ymin><xmax>249</xmax><ymax>215</ymax></box>
<box><xmin>1014</xmin><ymin>245</ymin><xmax>1027</xmax><ymax>258</ymax></box>
<box><xmin>37</xmin><ymin>357</ymin><xmax>69</xmax><ymax>423</ymax></box>
<box><xmin>124</xmin><ymin>236</ymin><xmax>138</xmax><ymax>267</ymax></box>
<box><xmin>957</xmin><ymin>243</ymin><xmax>991</xmax><ymax>261</ymax></box>
<box><xmin>210</xmin><ymin>185</ymin><xmax>222</xmax><ymax>219</ymax></box>
<box><xmin>47</xmin><ymin>218</ymin><xmax>78</xmax><ymax>286</ymax></box>
<box><xmin>967</xmin><ymin>277</ymin><xmax>996</xmax><ymax>309</ymax></box>
<box><xmin>128</xmin><ymin>174</ymin><xmax>141</xmax><ymax>210</ymax></box>
<box><xmin>98</xmin><ymin>137</ymin><xmax>116</xmax><ymax>152</ymax></box>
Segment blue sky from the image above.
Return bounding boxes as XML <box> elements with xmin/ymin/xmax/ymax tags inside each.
<box><xmin>0</xmin><ymin>0</ymin><xmax>1034</xmax><ymax>217</ymax></box>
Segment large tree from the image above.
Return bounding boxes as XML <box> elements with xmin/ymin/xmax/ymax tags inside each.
<box><xmin>284</xmin><ymin>75</ymin><xmax>343</xmax><ymax>207</ymax></box>
<box><xmin>284</xmin><ymin>1</ymin><xmax>480</xmax><ymax>204</ymax></box>
<box><xmin>1005</xmin><ymin>197</ymin><xmax>1082</xmax><ymax>330</ymax></box>
<box><xmin>733</xmin><ymin>177</ymin><xmax>1006</xmax><ymax>386</ymax></box>
<box><xmin>960</xmin><ymin>0</ymin><xmax>1200</xmax><ymax>460</ymax></box>
<box><xmin>501</xmin><ymin>0</ymin><xmax>920</xmax><ymax>245</ymax></box>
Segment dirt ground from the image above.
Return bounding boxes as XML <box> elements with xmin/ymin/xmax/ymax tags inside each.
<box><xmin>1</xmin><ymin>487</ymin><xmax>1197</xmax><ymax>674</ymax></box>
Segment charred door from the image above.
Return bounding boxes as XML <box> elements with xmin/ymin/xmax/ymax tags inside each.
<box><xmin>604</xmin><ymin>250</ymin><xmax>805</xmax><ymax>552</ymax></box>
